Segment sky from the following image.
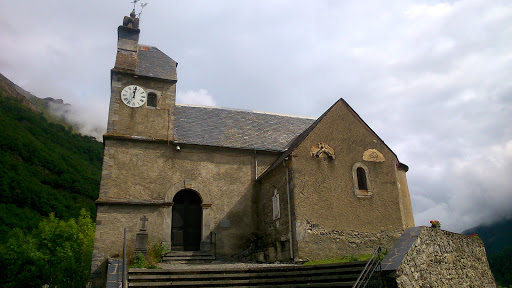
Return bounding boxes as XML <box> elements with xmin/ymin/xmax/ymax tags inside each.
<box><xmin>0</xmin><ymin>0</ymin><xmax>511</xmax><ymax>232</ymax></box>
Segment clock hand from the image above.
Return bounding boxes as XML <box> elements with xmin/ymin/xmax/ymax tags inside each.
<box><xmin>132</xmin><ymin>86</ymin><xmax>137</xmax><ymax>100</ymax></box>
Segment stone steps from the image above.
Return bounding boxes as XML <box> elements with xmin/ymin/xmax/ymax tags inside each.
<box><xmin>163</xmin><ymin>251</ymin><xmax>216</xmax><ymax>263</ymax></box>
<box><xmin>128</xmin><ymin>261</ymin><xmax>366</xmax><ymax>287</ymax></box>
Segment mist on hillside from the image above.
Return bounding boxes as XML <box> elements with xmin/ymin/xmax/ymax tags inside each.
<box><xmin>45</xmin><ymin>100</ymin><xmax>106</xmax><ymax>141</ymax></box>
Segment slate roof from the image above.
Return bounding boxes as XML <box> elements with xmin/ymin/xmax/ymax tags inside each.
<box><xmin>174</xmin><ymin>104</ymin><xmax>315</xmax><ymax>152</ymax></box>
<box><xmin>381</xmin><ymin>227</ymin><xmax>423</xmax><ymax>271</ymax></box>
<box><xmin>136</xmin><ymin>45</ymin><xmax>177</xmax><ymax>81</ymax></box>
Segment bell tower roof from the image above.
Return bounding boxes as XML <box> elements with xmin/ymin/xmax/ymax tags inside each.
<box><xmin>113</xmin><ymin>12</ymin><xmax>177</xmax><ymax>81</ymax></box>
<box><xmin>136</xmin><ymin>46</ymin><xmax>177</xmax><ymax>81</ymax></box>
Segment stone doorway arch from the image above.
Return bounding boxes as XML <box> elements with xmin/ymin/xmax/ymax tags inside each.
<box><xmin>171</xmin><ymin>189</ymin><xmax>202</xmax><ymax>251</ymax></box>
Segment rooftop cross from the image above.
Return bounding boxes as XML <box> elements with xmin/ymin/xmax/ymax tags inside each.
<box><xmin>131</xmin><ymin>0</ymin><xmax>140</xmax><ymax>11</ymax></box>
<box><xmin>130</xmin><ymin>0</ymin><xmax>148</xmax><ymax>18</ymax></box>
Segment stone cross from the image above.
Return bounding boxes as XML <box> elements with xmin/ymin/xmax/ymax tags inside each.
<box><xmin>140</xmin><ymin>215</ymin><xmax>148</xmax><ymax>231</ymax></box>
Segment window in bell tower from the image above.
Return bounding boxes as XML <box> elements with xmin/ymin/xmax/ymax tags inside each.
<box><xmin>147</xmin><ymin>92</ymin><xmax>157</xmax><ymax>107</ymax></box>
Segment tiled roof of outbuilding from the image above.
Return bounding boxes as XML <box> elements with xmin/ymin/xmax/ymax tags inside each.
<box><xmin>136</xmin><ymin>45</ymin><xmax>177</xmax><ymax>81</ymax></box>
<box><xmin>174</xmin><ymin>104</ymin><xmax>315</xmax><ymax>152</ymax></box>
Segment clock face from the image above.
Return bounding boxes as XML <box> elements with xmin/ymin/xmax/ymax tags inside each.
<box><xmin>121</xmin><ymin>85</ymin><xmax>147</xmax><ymax>107</ymax></box>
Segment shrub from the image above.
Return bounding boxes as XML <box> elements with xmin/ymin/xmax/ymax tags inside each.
<box><xmin>148</xmin><ymin>241</ymin><xmax>170</xmax><ymax>263</ymax></box>
<box><xmin>129</xmin><ymin>241</ymin><xmax>169</xmax><ymax>269</ymax></box>
<box><xmin>0</xmin><ymin>209</ymin><xmax>95</xmax><ymax>288</ymax></box>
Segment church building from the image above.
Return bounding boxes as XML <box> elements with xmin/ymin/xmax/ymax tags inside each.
<box><xmin>90</xmin><ymin>12</ymin><xmax>415</xmax><ymax>285</ymax></box>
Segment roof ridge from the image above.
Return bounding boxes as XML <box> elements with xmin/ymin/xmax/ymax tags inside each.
<box><xmin>257</xmin><ymin>99</ymin><xmax>343</xmax><ymax>180</ymax></box>
<box><xmin>175</xmin><ymin>103</ymin><xmax>316</xmax><ymax>120</ymax></box>
<box><xmin>257</xmin><ymin>97</ymin><xmax>401</xmax><ymax>180</ymax></box>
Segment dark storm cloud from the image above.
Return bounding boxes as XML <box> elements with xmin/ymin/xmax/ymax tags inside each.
<box><xmin>0</xmin><ymin>0</ymin><xmax>510</xmax><ymax>232</ymax></box>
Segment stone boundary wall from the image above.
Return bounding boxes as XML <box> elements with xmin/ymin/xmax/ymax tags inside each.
<box><xmin>383</xmin><ymin>226</ymin><xmax>496</xmax><ymax>287</ymax></box>
<box><xmin>296</xmin><ymin>219</ymin><xmax>403</xmax><ymax>261</ymax></box>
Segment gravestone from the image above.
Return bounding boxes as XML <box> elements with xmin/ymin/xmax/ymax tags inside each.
<box><xmin>134</xmin><ymin>215</ymin><xmax>149</xmax><ymax>256</ymax></box>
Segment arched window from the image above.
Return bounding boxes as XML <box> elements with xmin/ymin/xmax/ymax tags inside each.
<box><xmin>352</xmin><ymin>163</ymin><xmax>372</xmax><ymax>197</ymax></box>
<box><xmin>147</xmin><ymin>92</ymin><xmax>157</xmax><ymax>107</ymax></box>
<box><xmin>356</xmin><ymin>167</ymin><xmax>368</xmax><ymax>190</ymax></box>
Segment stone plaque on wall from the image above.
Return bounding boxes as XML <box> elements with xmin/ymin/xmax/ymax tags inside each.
<box><xmin>310</xmin><ymin>142</ymin><xmax>335</xmax><ymax>160</ymax></box>
<box><xmin>220</xmin><ymin>219</ymin><xmax>230</xmax><ymax>228</ymax></box>
<box><xmin>363</xmin><ymin>149</ymin><xmax>385</xmax><ymax>162</ymax></box>
<box><xmin>273</xmin><ymin>188</ymin><xmax>280</xmax><ymax>220</ymax></box>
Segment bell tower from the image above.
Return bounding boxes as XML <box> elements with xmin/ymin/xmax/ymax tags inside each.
<box><xmin>105</xmin><ymin>11</ymin><xmax>178</xmax><ymax>141</ymax></box>
<box><xmin>115</xmin><ymin>10</ymin><xmax>140</xmax><ymax>73</ymax></box>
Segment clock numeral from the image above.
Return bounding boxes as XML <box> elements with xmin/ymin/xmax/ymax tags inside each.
<box><xmin>140</xmin><ymin>99</ymin><xmax>144</xmax><ymax>103</ymax></box>
<box><xmin>124</xmin><ymin>98</ymin><xmax>129</xmax><ymax>102</ymax></box>
<box><xmin>141</xmin><ymin>96</ymin><xmax>146</xmax><ymax>98</ymax></box>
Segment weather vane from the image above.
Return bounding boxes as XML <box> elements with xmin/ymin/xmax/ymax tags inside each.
<box><xmin>130</xmin><ymin>0</ymin><xmax>148</xmax><ymax>18</ymax></box>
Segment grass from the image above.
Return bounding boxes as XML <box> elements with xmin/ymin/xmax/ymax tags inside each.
<box><xmin>303</xmin><ymin>253</ymin><xmax>373</xmax><ymax>265</ymax></box>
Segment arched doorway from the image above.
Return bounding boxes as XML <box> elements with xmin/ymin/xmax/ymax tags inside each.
<box><xmin>171</xmin><ymin>189</ymin><xmax>202</xmax><ymax>251</ymax></box>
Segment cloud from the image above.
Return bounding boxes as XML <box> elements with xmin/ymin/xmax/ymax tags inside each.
<box><xmin>177</xmin><ymin>89</ymin><xmax>216</xmax><ymax>106</ymax></box>
<box><xmin>1</xmin><ymin>0</ymin><xmax>511</xmax><ymax>232</ymax></box>
<box><xmin>404</xmin><ymin>3</ymin><xmax>453</xmax><ymax>19</ymax></box>
<box><xmin>45</xmin><ymin>99</ymin><xmax>107</xmax><ymax>141</ymax></box>
<box><xmin>414</xmin><ymin>141</ymin><xmax>512</xmax><ymax>231</ymax></box>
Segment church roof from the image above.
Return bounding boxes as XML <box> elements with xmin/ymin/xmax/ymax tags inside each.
<box><xmin>136</xmin><ymin>45</ymin><xmax>178</xmax><ymax>81</ymax></box>
<box><xmin>174</xmin><ymin>104</ymin><xmax>315</xmax><ymax>152</ymax></box>
<box><xmin>258</xmin><ymin>98</ymin><xmax>403</xmax><ymax>179</ymax></box>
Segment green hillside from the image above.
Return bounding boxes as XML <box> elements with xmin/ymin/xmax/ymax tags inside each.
<box><xmin>463</xmin><ymin>218</ymin><xmax>512</xmax><ymax>255</ymax></box>
<box><xmin>0</xmin><ymin>88</ymin><xmax>103</xmax><ymax>243</ymax></box>
<box><xmin>463</xmin><ymin>218</ymin><xmax>512</xmax><ymax>287</ymax></box>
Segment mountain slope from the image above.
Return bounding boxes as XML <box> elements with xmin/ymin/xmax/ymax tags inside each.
<box><xmin>0</xmin><ymin>73</ymin><xmax>39</xmax><ymax>113</ymax></box>
<box><xmin>0</xmin><ymin>87</ymin><xmax>103</xmax><ymax>242</ymax></box>
<box><xmin>463</xmin><ymin>218</ymin><xmax>512</xmax><ymax>286</ymax></box>
<box><xmin>0</xmin><ymin>72</ymin><xmax>78</xmax><ymax>131</ymax></box>
<box><xmin>462</xmin><ymin>218</ymin><xmax>512</xmax><ymax>255</ymax></box>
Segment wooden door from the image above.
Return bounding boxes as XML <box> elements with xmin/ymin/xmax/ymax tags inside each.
<box><xmin>171</xmin><ymin>190</ymin><xmax>202</xmax><ymax>251</ymax></box>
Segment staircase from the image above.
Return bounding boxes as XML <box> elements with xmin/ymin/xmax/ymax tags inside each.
<box><xmin>163</xmin><ymin>251</ymin><xmax>216</xmax><ymax>263</ymax></box>
<box><xmin>128</xmin><ymin>261</ymin><xmax>366</xmax><ymax>287</ymax></box>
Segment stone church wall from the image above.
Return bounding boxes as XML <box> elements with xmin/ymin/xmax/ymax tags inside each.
<box><xmin>257</xmin><ymin>161</ymin><xmax>293</xmax><ymax>262</ymax></box>
<box><xmin>91</xmin><ymin>139</ymin><xmax>279</xmax><ymax>283</ymax></box>
<box><xmin>396</xmin><ymin>167</ymin><xmax>415</xmax><ymax>229</ymax></box>
<box><xmin>290</xmin><ymin>100</ymin><xmax>405</xmax><ymax>261</ymax></box>
<box><xmin>90</xmin><ymin>205</ymin><xmax>165</xmax><ymax>286</ymax></box>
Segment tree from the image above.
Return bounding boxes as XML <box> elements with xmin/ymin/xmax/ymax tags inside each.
<box><xmin>0</xmin><ymin>209</ymin><xmax>95</xmax><ymax>288</ymax></box>
<box><xmin>489</xmin><ymin>247</ymin><xmax>512</xmax><ymax>287</ymax></box>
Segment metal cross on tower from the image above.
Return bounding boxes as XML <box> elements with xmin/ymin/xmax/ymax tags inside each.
<box><xmin>130</xmin><ymin>0</ymin><xmax>148</xmax><ymax>17</ymax></box>
<box><xmin>131</xmin><ymin>0</ymin><xmax>140</xmax><ymax>10</ymax></box>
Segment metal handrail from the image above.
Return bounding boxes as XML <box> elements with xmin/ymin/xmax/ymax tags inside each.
<box><xmin>353</xmin><ymin>246</ymin><xmax>383</xmax><ymax>288</ymax></box>
<box><xmin>122</xmin><ymin>227</ymin><xmax>127</xmax><ymax>288</ymax></box>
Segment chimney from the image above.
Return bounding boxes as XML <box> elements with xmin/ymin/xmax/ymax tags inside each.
<box><xmin>114</xmin><ymin>11</ymin><xmax>140</xmax><ymax>72</ymax></box>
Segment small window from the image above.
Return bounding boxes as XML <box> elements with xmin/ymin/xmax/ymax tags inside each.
<box><xmin>352</xmin><ymin>163</ymin><xmax>372</xmax><ymax>197</ymax></box>
<box><xmin>147</xmin><ymin>92</ymin><xmax>157</xmax><ymax>107</ymax></box>
<box><xmin>356</xmin><ymin>167</ymin><xmax>368</xmax><ymax>190</ymax></box>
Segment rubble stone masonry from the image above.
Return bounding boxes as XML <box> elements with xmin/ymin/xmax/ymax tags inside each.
<box><xmin>387</xmin><ymin>227</ymin><xmax>496</xmax><ymax>287</ymax></box>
